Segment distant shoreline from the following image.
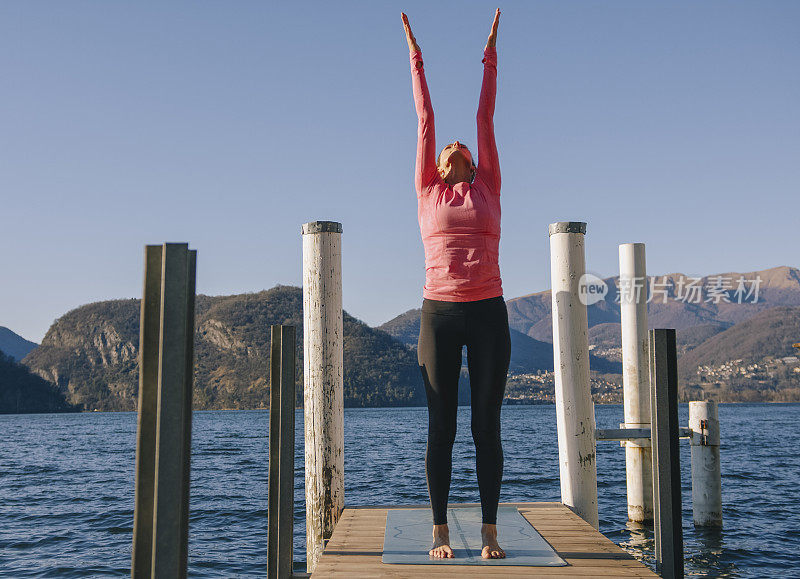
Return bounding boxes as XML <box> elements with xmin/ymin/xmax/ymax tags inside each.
<box><xmin>5</xmin><ymin>400</ymin><xmax>800</xmax><ymax>416</ymax></box>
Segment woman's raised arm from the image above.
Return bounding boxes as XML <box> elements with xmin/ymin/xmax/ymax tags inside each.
<box><xmin>403</xmin><ymin>13</ymin><xmax>439</xmax><ymax>194</ymax></box>
<box><xmin>476</xmin><ymin>9</ymin><xmax>501</xmax><ymax>194</ymax></box>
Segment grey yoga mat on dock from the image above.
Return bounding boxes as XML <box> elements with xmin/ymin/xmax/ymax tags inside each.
<box><xmin>381</xmin><ymin>505</ymin><xmax>568</xmax><ymax>566</ymax></box>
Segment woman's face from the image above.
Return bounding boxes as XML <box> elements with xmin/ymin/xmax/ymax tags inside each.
<box><xmin>438</xmin><ymin>141</ymin><xmax>473</xmax><ymax>170</ymax></box>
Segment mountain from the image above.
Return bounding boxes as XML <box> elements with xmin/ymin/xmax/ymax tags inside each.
<box><xmin>679</xmin><ymin>306</ymin><xmax>800</xmax><ymax>376</ymax></box>
<box><xmin>677</xmin><ymin>323</ymin><xmax>729</xmax><ymax>353</ymax></box>
<box><xmin>0</xmin><ymin>351</ymin><xmax>77</xmax><ymax>414</ymax></box>
<box><xmin>23</xmin><ymin>286</ymin><xmax>425</xmax><ymax>412</ymax></box>
<box><xmin>586</xmin><ymin>322</ymin><xmax>729</xmax><ymax>357</ymax></box>
<box><xmin>377</xmin><ymin>309</ymin><xmax>420</xmax><ymax>349</ymax></box>
<box><xmin>506</xmin><ymin>266</ymin><xmax>800</xmax><ymax>343</ymax></box>
<box><xmin>16</xmin><ymin>266</ymin><xmax>800</xmax><ymax>411</ymax></box>
<box><xmin>0</xmin><ymin>327</ymin><xmax>38</xmax><ymax>361</ymax></box>
<box><xmin>375</xmin><ymin>266</ymin><xmax>800</xmax><ymax>402</ymax></box>
<box><xmin>677</xmin><ymin>306</ymin><xmax>800</xmax><ymax>402</ymax></box>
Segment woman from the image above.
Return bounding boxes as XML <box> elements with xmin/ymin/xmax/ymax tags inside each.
<box><xmin>402</xmin><ymin>9</ymin><xmax>510</xmax><ymax>560</ymax></box>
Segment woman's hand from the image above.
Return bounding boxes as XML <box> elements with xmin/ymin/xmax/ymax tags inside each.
<box><xmin>486</xmin><ymin>8</ymin><xmax>500</xmax><ymax>48</ymax></box>
<box><xmin>401</xmin><ymin>12</ymin><xmax>420</xmax><ymax>53</ymax></box>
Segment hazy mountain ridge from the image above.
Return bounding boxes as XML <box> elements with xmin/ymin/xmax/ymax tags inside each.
<box><xmin>505</xmin><ymin>265</ymin><xmax>800</xmax><ymax>342</ymax></box>
<box><xmin>377</xmin><ymin>266</ymin><xmax>800</xmax><ymax>401</ymax></box>
<box><xmin>0</xmin><ymin>327</ymin><xmax>38</xmax><ymax>361</ymax></box>
<box><xmin>14</xmin><ymin>266</ymin><xmax>800</xmax><ymax>411</ymax></box>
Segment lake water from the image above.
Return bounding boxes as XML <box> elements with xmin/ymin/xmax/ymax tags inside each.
<box><xmin>1</xmin><ymin>404</ymin><xmax>798</xmax><ymax>577</ymax></box>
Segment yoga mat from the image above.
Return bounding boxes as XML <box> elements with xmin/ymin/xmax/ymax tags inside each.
<box><xmin>381</xmin><ymin>505</ymin><xmax>568</xmax><ymax>566</ymax></box>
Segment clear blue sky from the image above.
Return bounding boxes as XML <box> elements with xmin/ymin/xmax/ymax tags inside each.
<box><xmin>2</xmin><ymin>1</ymin><xmax>798</xmax><ymax>343</ymax></box>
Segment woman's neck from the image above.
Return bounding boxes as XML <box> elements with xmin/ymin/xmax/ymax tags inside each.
<box><xmin>443</xmin><ymin>166</ymin><xmax>473</xmax><ymax>186</ymax></box>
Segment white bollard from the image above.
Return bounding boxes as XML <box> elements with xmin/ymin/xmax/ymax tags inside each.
<box><xmin>689</xmin><ymin>400</ymin><xmax>723</xmax><ymax>527</ymax></box>
<box><xmin>619</xmin><ymin>243</ymin><xmax>654</xmax><ymax>523</ymax></box>
<box><xmin>302</xmin><ymin>221</ymin><xmax>345</xmax><ymax>574</ymax></box>
<box><xmin>548</xmin><ymin>221</ymin><xmax>599</xmax><ymax>529</ymax></box>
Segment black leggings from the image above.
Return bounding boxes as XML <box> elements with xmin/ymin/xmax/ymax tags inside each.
<box><xmin>417</xmin><ymin>295</ymin><xmax>511</xmax><ymax>525</ymax></box>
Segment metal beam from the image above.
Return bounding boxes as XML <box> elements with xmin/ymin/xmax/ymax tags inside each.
<box><xmin>278</xmin><ymin>325</ymin><xmax>296</xmax><ymax>579</ymax></box>
<box><xmin>268</xmin><ymin>325</ymin><xmax>297</xmax><ymax>579</ymax></box>
<box><xmin>595</xmin><ymin>427</ymin><xmax>691</xmax><ymax>441</ymax></box>
<box><xmin>268</xmin><ymin>327</ymin><xmax>281</xmax><ymax>578</ymax></box>
<box><xmin>132</xmin><ymin>245</ymin><xmax>162</xmax><ymax>578</ymax></box>
<box><xmin>132</xmin><ymin>243</ymin><xmax>196</xmax><ymax>579</ymax></box>
<box><xmin>649</xmin><ymin>328</ymin><xmax>684</xmax><ymax>579</ymax></box>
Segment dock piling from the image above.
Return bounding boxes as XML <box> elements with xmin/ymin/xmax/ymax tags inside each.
<box><xmin>619</xmin><ymin>242</ymin><xmax>654</xmax><ymax>523</ymax></box>
<box><xmin>689</xmin><ymin>400</ymin><xmax>723</xmax><ymax>527</ymax></box>
<box><xmin>301</xmin><ymin>221</ymin><xmax>344</xmax><ymax>574</ymax></box>
<box><xmin>132</xmin><ymin>243</ymin><xmax>197</xmax><ymax>579</ymax></box>
<box><xmin>548</xmin><ymin>221</ymin><xmax>599</xmax><ymax>529</ymax></box>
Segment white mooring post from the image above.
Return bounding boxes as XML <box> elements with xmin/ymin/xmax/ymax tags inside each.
<box><xmin>548</xmin><ymin>221</ymin><xmax>599</xmax><ymax>529</ymax></box>
<box><xmin>689</xmin><ymin>400</ymin><xmax>723</xmax><ymax>527</ymax></box>
<box><xmin>618</xmin><ymin>243</ymin><xmax>654</xmax><ymax>523</ymax></box>
<box><xmin>301</xmin><ymin>221</ymin><xmax>345</xmax><ymax>574</ymax></box>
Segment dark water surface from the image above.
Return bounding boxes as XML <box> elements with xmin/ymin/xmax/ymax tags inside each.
<box><xmin>1</xmin><ymin>404</ymin><xmax>798</xmax><ymax>577</ymax></box>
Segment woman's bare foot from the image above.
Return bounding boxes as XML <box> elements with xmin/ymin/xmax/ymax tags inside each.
<box><xmin>481</xmin><ymin>523</ymin><xmax>506</xmax><ymax>559</ymax></box>
<box><xmin>429</xmin><ymin>523</ymin><xmax>455</xmax><ymax>558</ymax></box>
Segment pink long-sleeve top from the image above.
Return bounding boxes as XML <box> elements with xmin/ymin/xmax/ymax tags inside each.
<box><xmin>410</xmin><ymin>46</ymin><xmax>503</xmax><ymax>302</ymax></box>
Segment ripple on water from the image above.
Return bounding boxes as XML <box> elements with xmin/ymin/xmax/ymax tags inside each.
<box><xmin>1</xmin><ymin>404</ymin><xmax>799</xmax><ymax>577</ymax></box>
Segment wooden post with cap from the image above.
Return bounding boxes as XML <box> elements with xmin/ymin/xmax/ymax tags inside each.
<box><xmin>548</xmin><ymin>221</ymin><xmax>599</xmax><ymax>529</ymax></box>
<box><xmin>301</xmin><ymin>221</ymin><xmax>344</xmax><ymax>574</ymax></box>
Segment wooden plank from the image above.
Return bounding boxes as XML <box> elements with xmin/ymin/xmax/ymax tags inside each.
<box><xmin>313</xmin><ymin>555</ymin><xmax>656</xmax><ymax>574</ymax></box>
<box><xmin>312</xmin><ymin>563</ymin><xmax>656</xmax><ymax>578</ymax></box>
<box><xmin>309</xmin><ymin>502</ymin><xmax>657</xmax><ymax>577</ymax></box>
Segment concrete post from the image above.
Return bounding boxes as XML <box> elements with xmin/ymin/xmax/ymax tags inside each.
<box><xmin>619</xmin><ymin>243</ymin><xmax>653</xmax><ymax>523</ymax></box>
<box><xmin>548</xmin><ymin>221</ymin><xmax>599</xmax><ymax>529</ymax></box>
<box><xmin>689</xmin><ymin>401</ymin><xmax>722</xmax><ymax>527</ymax></box>
<box><xmin>301</xmin><ymin>221</ymin><xmax>344</xmax><ymax>574</ymax></box>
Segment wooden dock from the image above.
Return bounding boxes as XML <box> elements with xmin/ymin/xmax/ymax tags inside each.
<box><xmin>308</xmin><ymin>501</ymin><xmax>658</xmax><ymax>577</ymax></box>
